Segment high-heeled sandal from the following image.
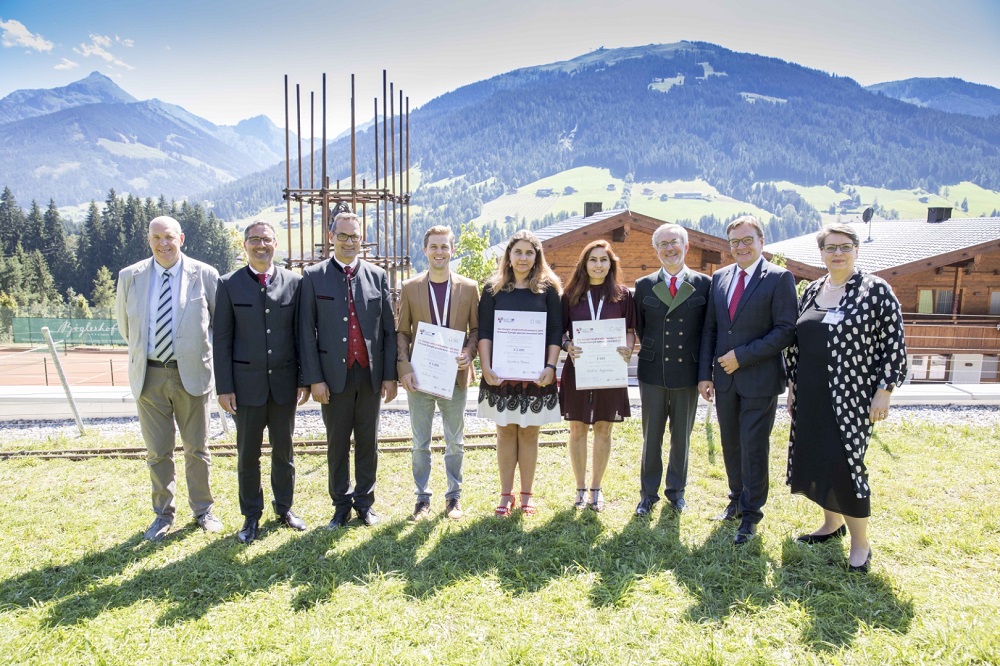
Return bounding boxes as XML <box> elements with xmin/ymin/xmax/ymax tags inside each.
<box><xmin>574</xmin><ymin>488</ymin><xmax>588</xmax><ymax>510</ymax></box>
<box><xmin>495</xmin><ymin>493</ymin><xmax>515</xmax><ymax>518</ymax></box>
<box><xmin>520</xmin><ymin>491</ymin><xmax>537</xmax><ymax>516</ymax></box>
<box><xmin>588</xmin><ymin>488</ymin><xmax>604</xmax><ymax>512</ymax></box>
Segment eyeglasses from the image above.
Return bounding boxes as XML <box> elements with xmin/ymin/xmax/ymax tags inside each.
<box><xmin>822</xmin><ymin>243</ymin><xmax>856</xmax><ymax>254</ymax></box>
<box><xmin>246</xmin><ymin>236</ymin><xmax>276</xmax><ymax>246</ymax></box>
<box><xmin>655</xmin><ymin>239</ymin><xmax>682</xmax><ymax>250</ymax></box>
<box><xmin>728</xmin><ymin>236</ymin><xmax>758</xmax><ymax>248</ymax></box>
<box><xmin>336</xmin><ymin>233</ymin><xmax>362</xmax><ymax>243</ymax></box>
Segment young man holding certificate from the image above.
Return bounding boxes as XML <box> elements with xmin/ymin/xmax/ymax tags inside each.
<box><xmin>396</xmin><ymin>225</ymin><xmax>480</xmax><ymax>521</ymax></box>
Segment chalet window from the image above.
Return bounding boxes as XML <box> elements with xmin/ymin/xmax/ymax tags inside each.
<box><xmin>910</xmin><ymin>354</ymin><xmax>949</xmax><ymax>381</ymax></box>
<box><xmin>917</xmin><ymin>289</ymin><xmax>954</xmax><ymax>315</ymax></box>
<box><xmin>982</xmin><ymin>355</ymin><xmax>999</xmax><ymax>383</ymax></box>
<box><xmin>989</xmin><ymin>291</ymin><xmax>1000</xmax><ymax>315</ymax></box>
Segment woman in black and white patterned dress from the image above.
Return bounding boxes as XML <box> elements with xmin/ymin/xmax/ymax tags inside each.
<box><xmin>478</xmin><ymin>230</ymin><xmax>563</xmax><ymax>517</ymax></box>
<box><xmin>785</xmin><ymin>223</ymin><xmax>907</xmax><ymax>573</ymax></box>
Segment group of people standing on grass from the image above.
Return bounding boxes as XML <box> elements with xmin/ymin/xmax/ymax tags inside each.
<box><xmin>116</xmin><ymin>211</ymin><xmax>906</xmax><ymax>575</ymax></box>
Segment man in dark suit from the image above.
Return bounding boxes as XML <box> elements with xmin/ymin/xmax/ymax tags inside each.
<box><xmin>299</xmin><ymin>211</ymin><xmax>398</xmax><ymax>528</ymax></box>
<box><xmin>698</xmin><ymin>215</ymin><xmax>797</xmax><ymax>544</ymax></box>
<box><xmin>215</xmin><ymin>221</ymin><xmax>310</xmax><ymax>544</ymax></box>
<box><xmin>116</xmin><ymin>216</ymin><xmax>222</xmax><ymax>541</ymax></box>
<box><xmin>634</xmin><ymin>223</ymin><xmax>711</xmax><ymax>517</ymax></box>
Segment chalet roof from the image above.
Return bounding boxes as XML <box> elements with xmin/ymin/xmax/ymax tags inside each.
<box><xmin>484</xmin><ymin>208</ymin><xmax>627</xmax><ymax>260</ymax></box>
<box><xmin>765</xmin><ymin>217</ymin><xmax>1000</xmax><ymax>278</ymax></box>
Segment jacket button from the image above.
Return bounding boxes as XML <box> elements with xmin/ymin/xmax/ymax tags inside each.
<box><xmin>342</xmin><ymin>337</ymin><xmax>347</xmax><ymax>342</ymax></box>
<box><xmin>268</xmin><ymin>349</ymin><xmax>272</xmax><ymax>354</ymax></box>
<box><xmin>266</xmin><ymin>329</ymin><xmax>271</xmax><ymax>334</ymax></box>
<box><xmin>343</xmin><ymin>317</ymin><xmax>348</xmax><ymax>322</ymax></box>
<box><xmin>265</xmin><ymin>308</ymin><xmax>270</xmax><ymax>314</ymax></box>
<box><xmin>268</xmin><ymin>369</ymin><xmax>272</xmax><ymax>374</ymax></box>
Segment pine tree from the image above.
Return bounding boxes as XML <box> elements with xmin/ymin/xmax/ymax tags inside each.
<box><xmin>0</xmin><ymin>187</ymin><xmax>26</xmax><ymax>255</ymax></box>
<box><xmin>41</xmin><ymin>200</ymin><xmax>72</xmax><ymax>292</ymax></box>
<box><xmin>90</xmin><ymin>265</ymin><xmax>117</xmax><ymax>313</ymax></box>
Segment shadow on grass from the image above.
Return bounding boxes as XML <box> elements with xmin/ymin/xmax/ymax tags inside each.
<box><xmin>776</xmin><ymin>536</ymin><xmax>914</xmax><ymax>653</ymax></box>
<box><xmin>0</xmin><ymin>525</ymin><xmax>194</xmax><ymax>614</ymax></box>
<box><xmin>12</xmin><ymin>506</ymin><xmax>912</xmax><ymax>651</ymax></box>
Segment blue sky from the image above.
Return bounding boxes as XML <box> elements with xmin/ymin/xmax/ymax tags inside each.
<box><xmin>3</xmin><ymin>0</ymin><xmax>1000</xmax><ymax>132</ymax></box>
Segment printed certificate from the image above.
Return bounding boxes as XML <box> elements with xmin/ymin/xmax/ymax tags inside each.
<box><xmin>492</xmin><ymin>310</ymin><xmax>546</xmax><ymax>381</ymax></box>
<box><xmin>410</xmin><ymin>321</ymin><xmax>465</xmax><ymax>399</ymax></box>
<box><xmin>572</xmin><ymin>317</ymin><xmax>627</xmax><ymax>390</ymax></box>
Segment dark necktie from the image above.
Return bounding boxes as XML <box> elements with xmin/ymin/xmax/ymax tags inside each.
<box><xmin>257</xmin><ymin>272</ymin><xmax>267</xmax><ymax>286</ymax></box>
<box><xmin>669</xmin><ymin>276</ymin><xmax>677</xmax><ymax>298</ymax></box>
<box><xmin>728</xmin><ymin>270</ymin><xmax>747</xmax><ymax>320</ymax></box>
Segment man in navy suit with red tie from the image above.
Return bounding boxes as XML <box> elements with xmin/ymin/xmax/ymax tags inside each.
<box><xmin>215</xmin><ymin>221</ymin><xmax>309</xmax><ymax>544</ymax></box>
<box><xmin>699</xmin><ymin>216</ymin><xmax>797</xmax><ymax>545</ymax></box>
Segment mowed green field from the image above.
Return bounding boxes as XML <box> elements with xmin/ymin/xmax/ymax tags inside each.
<box><xmin>1</xmin><ymin>413</ymin><xmax>998</xmax><ymax>664</ymax></box>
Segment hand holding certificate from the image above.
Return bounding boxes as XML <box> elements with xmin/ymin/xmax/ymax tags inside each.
<box><xmin>410</xmin><ymin>321</ymin><xmax>466</xmax><ymax>399</ymax></box>
<box><xmin>572</xmin><ymin>317</ymin><xmax>628</xmax><ymax>390</ymax></box>
<box><xmin>492</xmin><ymin>310</ymin><xmax>546</xmax><ymax>381</ymax></box>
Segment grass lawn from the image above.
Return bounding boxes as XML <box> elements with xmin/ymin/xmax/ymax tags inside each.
<box><xmin>1</xmin><ymin>413</ymin><xmax>998</xmax><ymax>664</ymax></box>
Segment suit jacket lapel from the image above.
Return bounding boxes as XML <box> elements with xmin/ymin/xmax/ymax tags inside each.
<box><xmin>667</xmin><ymin>280</ymin><xmax>695</xmax><ymax>314</ymax></box>
<box><xmin>652</xmin><ymin>277</ymin><xmax>672</xmax><ymax>306</ymax></box>
<box><xmin>731</xmin><ymin>261</ymin><xmax>765</xmax><ymax>322</ymax></box>
<box><xmin>415</xmin><ymin>273</ymin><xmax>433</xmax><ymax>326</ymax></box>
<box><xmin>137</xmin><ymin>259</ymin><xmax>154</xmax><ymax>331</ymax></box>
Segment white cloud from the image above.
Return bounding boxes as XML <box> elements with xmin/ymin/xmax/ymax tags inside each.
<box><xmin>73</xmin><ymin>33</ymin><xmax>134</xmax><ymax>70</ymax></box>
<box><xmin>115</xmin><ymin>35</ymin><xmax>134</xmax><ymax>48</ymax></box>
<box><xmin>0</xmin><ymin>18</ymin><xmax>54</xmax><ymax>52</ymax></box>
<box><xmin>54</xmin><ymin>57</ymin><xmax>79</xmax><ymax>70</ymax></box>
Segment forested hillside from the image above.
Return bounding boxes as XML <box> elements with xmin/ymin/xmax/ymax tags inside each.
<box><xmin>0</xmin><ymin>187</ymin><xmax>238</xmax><ymax>323</ymax></box>
<box><xmin>200</xmin><ymin>42</ymin><xmax>1000</xmax><ymax>257</ymax></box>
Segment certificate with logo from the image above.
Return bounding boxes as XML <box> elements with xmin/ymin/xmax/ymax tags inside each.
<box><xmin>572</xmin><ymin>317</ymin><xmax>627</xmax><ymax>390</ymax></box>
<box><xmin>410</xmin><ymin>321</ymin><xmax>466</xmax><ymax>399</ymax></box>
<box><xmin>492</xmin><ymin>310</ymin><xmax>546</xmax><ymax>381</ymax></box>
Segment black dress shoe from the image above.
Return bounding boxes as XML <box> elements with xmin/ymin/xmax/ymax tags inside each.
<box><xmin>796</xmin><ymin>524</ymin><xmax>846</xmax><ymax>544</ymax></box>
<box><xmin>356</xmin><ymin>507</ymin><xmax>380</xmax><ymax>527</ymax></box>
<box><xmin>237</xmin><ymin>516</ymin><xmax>259</xmax><ymax>544</ymax></box>
<box><xmin>712</xmin><ymin>501</ymin><xmax>741</xmax><ymax>522</ymax></box>
<box><xmin>277</xmin><ymin>510</ymin><xmax>307</xmax><ymax>531</ymax></box>
<box><xmin>733</xmin><ymin>520</ymin><xmax>756</xmax><ymax>545</ymax></box>
<box><xmin>667</xmin><ymin>497</ymin><xmax>686</xmax><ymax>513</ymax></box>
<box><xmin>635</xmin><ymin>497</ymin><xmax>657</xmax><ymax>517</ymax></box>
<box><xmin>848</xmin><ymin>549</ymin><xmax>872</xmax><ymax>573</ymax></box>
<box><xmin>327</xmin><ymin>507</ymin><xmax>351</xmax><ymax>529</ymax></box>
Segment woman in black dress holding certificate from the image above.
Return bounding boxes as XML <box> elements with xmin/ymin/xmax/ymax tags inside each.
<box><xmin>559</xmin><ymin>240</ymin><xmax>636</xmax><ymax>512</ymax></box>
<box><xmin>478</xmin><ymin>230</ymin><xmax>563</xmax><ymax>517</ymax></box>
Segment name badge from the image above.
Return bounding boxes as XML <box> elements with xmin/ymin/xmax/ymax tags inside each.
<box><xmin>822</xmin><ymin>309</ymin><xmax>845</xmax><ymax>325</ymax></box>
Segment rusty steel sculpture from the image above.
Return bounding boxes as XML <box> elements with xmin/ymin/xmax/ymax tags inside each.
<box><xmin>281</xmin><ymin>71</ymin><xmax>411</xmax><ymax>293</ymax></box>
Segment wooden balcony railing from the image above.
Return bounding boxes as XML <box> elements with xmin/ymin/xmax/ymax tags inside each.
<box><xmin>903</xmin><ymin>313</ymin><xmax>1000</xmax><ymax>354</ymax></box>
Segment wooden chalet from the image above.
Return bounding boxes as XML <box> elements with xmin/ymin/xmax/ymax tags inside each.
<box><xmin>766</xmin><ymin>209</ymin><xmax>1000</xmax><ymax>383</ymax></box>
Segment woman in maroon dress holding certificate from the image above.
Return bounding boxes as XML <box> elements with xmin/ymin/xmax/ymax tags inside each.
<box><xmin>559</xmin><ymin>240</ymin><xmax>636</xmax><ymax>512</ymax></box>
<box><xmin>478</xmin><ymin>230</ymin><xmax>563</xmax><ymax>517</ymax></box>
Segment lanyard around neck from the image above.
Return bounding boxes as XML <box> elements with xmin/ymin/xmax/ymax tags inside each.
<box><xmin>429</xmin><ymin>277</ymin><xmax>451</xmax><ymax>327</ymax></box>
<box><xmin>587</xmin><ymin>290</ymin><xmax>604</xmax><ymax>320</ymax></box>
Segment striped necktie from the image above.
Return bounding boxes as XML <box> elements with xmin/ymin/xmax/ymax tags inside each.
<box><xmin>154</xmin><ymin>271</ymin><xmax>174</xmax><ymax>362</ymax></box>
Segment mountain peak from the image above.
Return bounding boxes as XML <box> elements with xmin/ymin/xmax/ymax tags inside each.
<box><xmin>0</xmin><ymin>71</ymin><xmax>137</xmax><ymax>125</ymax></box>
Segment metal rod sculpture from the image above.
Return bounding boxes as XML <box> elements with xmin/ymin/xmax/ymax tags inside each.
<box><xmin>282</xmin><ymin>71</ymin><xmax>412</xmax><ymax>296</ymax></box>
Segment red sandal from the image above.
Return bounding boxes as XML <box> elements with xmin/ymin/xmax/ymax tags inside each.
<box><xmin>520</xmin><ymin>491</ymin><xmax>537</xmax><ymax>516</ymax></box>
<box><xmin>495</xmin><ymin>493</ymin><xmax>515</xmax><ymax>518</ymax></box>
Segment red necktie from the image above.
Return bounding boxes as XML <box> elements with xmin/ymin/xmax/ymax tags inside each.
<box><xmin>728</xmin><ymin>270</ymin><xmax>747</xmax><ymax>320</ymax></box>
<box><xmin>669</xmin><ymin>276</ymin><xmax>677</xmax><ymax>298</ymax></box>
<box><xmin>257</xmin><ymin>273</ymin><xmax>267</xmax><ymax>286</ymax></box>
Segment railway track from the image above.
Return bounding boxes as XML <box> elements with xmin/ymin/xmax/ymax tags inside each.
<box><xmin>0</xmin><ymin>428</ymin><xmax>570</xmax><ymax>461</ymax></box>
